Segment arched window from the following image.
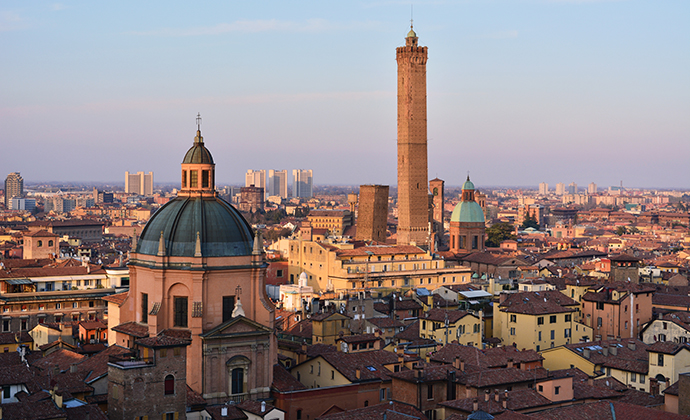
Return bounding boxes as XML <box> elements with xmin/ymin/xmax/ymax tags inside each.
<box><xmin>164</xmin><ymin>374</ymin><xmax>174</xmax><ymax>395</ymax></box>
<box><xmin>231</xmin><ymin>368</ymin><xmax>243</xmax><ymax>395</ymax></box>
<box><xmin>227</xmin><ymin>355</ymin><xmax>250</xmax><ymax>396</ymax></box>
<box><xmin>48</xmin><ymin>240</ymin><xmax>54</xmax><ymax>246</ymax></box>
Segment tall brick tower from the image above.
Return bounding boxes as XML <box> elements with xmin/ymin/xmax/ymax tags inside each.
<box><xmin>396</xmin><ymin>25</ymin><xmax>429</xmax><ymax>247</ymax></box>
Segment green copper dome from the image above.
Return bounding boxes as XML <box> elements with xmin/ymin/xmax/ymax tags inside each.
<box><xmin>462</xmin><ymin>178</ymin><xmax>475</xmax><ymax>191</ymax></box>
<box><xmin>450</xmin><ymin>200</ymin><xmax>485</xmax><ymax>224</ymax></box>
<box><xmin>137</xmin><ymin>196</ymin><xmax>253</xmax><ymax>257</ymax></box>
<box><xmin>182</xmin><ymin>131</ymin><xmax>214</xmax><ymax>164</ymax></box>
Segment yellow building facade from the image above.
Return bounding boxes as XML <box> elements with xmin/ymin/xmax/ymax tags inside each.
<box><xmin>419</xmin><ymin>309</ymin><xmax>481</xmax><ymax>347</ymax></box>
<box><xmin>494</xmin><ymin>291</ymin><xmax>592</xmax><ymax>352</ymax></box>
<box><xmin>288</xmin><ymin>240</ymin><xmax>471</xmax><ymax>294</ymax></box>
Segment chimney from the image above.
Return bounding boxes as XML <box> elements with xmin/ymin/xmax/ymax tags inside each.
<box><xmin>301</xmin><ymin>343</ymin><xmax>307</xmax><ymax>353</ymax></box>
<box><xmin>602</xmin><ymin>346</ymin><xmax>609</xmax><ymax>357</ymax></box>
<box><xmin>484</xmin><ymin>390</ymin><xmax>490</xmax><ymax>402</ymax></box>
<box><xmin>70</xmin><ymin>364</ymin><xmax>77</xmax><ymax>373</ymax></box>
<box><xmin>588</xmin><ymin>377</ymin><xmax>594</xmax><ymax>386</ymax></box>
<box><xmin>436</xmin><ymin>344</ymin><xmax>443</xmax><ymax>352</ymax></box>
<box><xmin>453</xmin><ymin>356</ymin><xmax>460</xmax><ymax>369</ymax></box>
<box><xmin>261</xmin><ymin>401</ymin><xmax>266</xmax><ymax>412</ymax></box>
<box><xmin>426</xmin><ymin>353</ymin><xmax>431</xmax><ymax>364</ymax></box>
<box><xmin>53</xmin><ymin>392</ymin><xmax>63</xmax><ymax>408</ymax></box>
<box><xmin>610</xmin><ymin>345</ymin><xmax>618</xmax><ymax>356</ymax></box>
<box><xmin>221</xmin><ymin>406</ymin><xmax>228</xmax><ymax>417</ymax></box>
<box><xmin>494</xmin><ymin>389</ymin><xmax>499</xmax><ymax>402</ymax></box>
<box><xmin>628</xmin><ymin>341</ymin><xmax>636</xmax><ymax>351</ymax></box>
<box><xmin>356</xmin><ymin>369</ymin><xmax>361</xmax><ymax>380</ymax></box>
<box><xmin>417</xmin><ymin>368</ymin><xmax>423</xmax><ymax>379</ymax></box>
<box><xmin>507</xmin><ymin>358</ymin><xmax>514</xmax><ymax>369</ymax></box>
<box><xmin>583</xmin><ymin>348</ymin><xmax>590</xmax><ymax>359</ymax></box>
<box><xmin>502</xmin><ymin>396</ymin><xmax>508</xmax><ymax>409</ymax></box>
<box><xmin>473</xmin><ymin>398</ymin><xmax>478</xmax><ymax>412</ymax></box>
<box><xmin>461</xmin><ymin>359</ymin><xmax>465</xmax><ymax>372</ymax></box>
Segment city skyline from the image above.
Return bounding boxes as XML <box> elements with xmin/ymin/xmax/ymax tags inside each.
<box><xmin>2</xmin><ymin>1</ymin><xmax>689</xmax><ymax>188</ymax></box>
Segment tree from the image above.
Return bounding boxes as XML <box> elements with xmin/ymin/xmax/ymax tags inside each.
<box><xmin>485</xmin><ymin>222</ymin><xmax>516</xmax><ymax>247</ymax></box>
<box><xmin>615</xmin><ymin>226</ymin><xmax>628</xmax><ymax>236</ymax></box>
<box><xmin>521</xmin><ymin>213</ymin><xmax>539</xmax><ymax>230</ymax></box>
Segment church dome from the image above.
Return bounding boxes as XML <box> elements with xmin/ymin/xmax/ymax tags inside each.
<box><xmin>462</xmin><ymin>178</ymin><xmax>475</xmax><ymax>191</ymax></box>
<box><xmin>137</xmin><ymin>196</ymin><xmax>254</xmax><ymax>257</ymax></box>
<box><xmin>182</xmin><ymin>133</ymin><xmax>214</xmax><ymax>164</ymax></box>
<box><xmin>450</xmin><ymin>200</ymin><xmax>485</xmax><ymax>224</ymax></box>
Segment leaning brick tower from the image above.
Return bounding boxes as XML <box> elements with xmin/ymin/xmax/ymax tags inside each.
<box><xmin>396</xmin><ymin>25</ymin><xmax>429</xmax><ymax>247</ymax></box>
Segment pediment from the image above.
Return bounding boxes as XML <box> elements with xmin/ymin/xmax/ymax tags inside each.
<box><xmin>201</xmin><ymin>315</ymin><xmax>272</xmax><ymax>339</ymax></box>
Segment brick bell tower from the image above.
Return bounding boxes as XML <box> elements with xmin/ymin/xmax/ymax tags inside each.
<box><xmin>396</xmin><ymin>24</ymin><xmax>429</xmax><ymax>247</ymax></box>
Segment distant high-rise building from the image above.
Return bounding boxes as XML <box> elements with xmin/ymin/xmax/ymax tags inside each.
<box><xmin>539</xmin><ymin>182</ymin><xmax>548</xmax><ymax>195</ymax></box>
<box><xmin>268</xmin><ymin>169</ymin><xmax>288</xmax><ymax>199</ymax></box>
<box><xmin>4</xmin><ymin>172</ymin><xmax>23</xmax><ymax>208</ymax></box>
<box><xmin>245</xmin><ymin>169</ymin><xmax>266</xmax><ymax>195</ymax></box>
<box><xmin>588</xmin><ymin>182</ymin><xmax>597</xmax><ymax>194</ymax></box>
<box><xmin>555</xmin><ymin>183</ymin><xmax>566</xmax><ymax>196</ymax></box>
<box><xmin>292</xmin><ymin>169</ymin><xmax>313</xmax><ymax>198</ymax></box>
<box><xmin>356</xmin><ymin>185</ymin><xmax>389</xmax><ymax>243</ymax></box>
<box><xmin>568</xmin><ymin>182</ymin><xmax>578</xmax><ymax>195</ymax></box>
<box><xmin>396</xmin><ymin>26</ymin><xmax>429</xmax><ymax>247</ymax></box>
<box><xmin>10</xmin><ymin>197</ymin><xmax>35</xmax><ymax>212</ymax></box>
<box><xmin>125</xmin><ymin>171</ymin><xmax>153</xmax><ymax>196</ymax></box>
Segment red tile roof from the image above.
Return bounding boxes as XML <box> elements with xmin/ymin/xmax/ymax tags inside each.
<box><xmin>102</xmin><ymin>291</ymin><xmax>128</xmax><ymax>306</ymax></box>
<box><xmin>272</xmin><ymin>363</ymin><xmax>307</xmax><ymax>392</ymax></box>
<box><xmin>316</xmin><ymin>400</ymin><xmax>427</xmax><ymax>420</ymax></box>
<box><xmin>499</xmin><ymin>290</ymin><xmax>578</xmax><ymax>315</ymax></box>
<box><xmin>530</xmin><ymin>400</ymin><xmax>688</xmax><ymax>420</ymax></box>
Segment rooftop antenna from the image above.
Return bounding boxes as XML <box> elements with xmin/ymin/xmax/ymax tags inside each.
<box><xmin>196</xmin><ymin>112</ymin><xmax>202</xmax><ymax>131</ymax></box>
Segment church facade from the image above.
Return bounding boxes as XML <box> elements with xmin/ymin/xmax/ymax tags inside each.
<box><xmin>108</xmin><ymin>117</ymin><xmax>277</xmax><ymax>403</ymax></box>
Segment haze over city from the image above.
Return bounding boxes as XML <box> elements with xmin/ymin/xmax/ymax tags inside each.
<box><xmin>2</xmin><ymin>0</ymin><xmax>688</xmax><ymax>188</ymax></box>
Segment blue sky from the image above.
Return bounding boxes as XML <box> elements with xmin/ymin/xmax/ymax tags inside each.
<box><xmin>1</xmin><ymin>1</ymin><xmax>689</xmax><ymax>189</ymax></box>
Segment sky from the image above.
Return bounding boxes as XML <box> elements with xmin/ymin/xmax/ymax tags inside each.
<box><xmin>1</xmin><ymin>1</ymin><xmax>689</xmax><ymax>189</ymax></box>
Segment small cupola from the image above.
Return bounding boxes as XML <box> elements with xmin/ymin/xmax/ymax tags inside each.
<box><xmin>180</xmin><ymin>113</ymin><xmax>216</xmax><ymax>197</ymax></box>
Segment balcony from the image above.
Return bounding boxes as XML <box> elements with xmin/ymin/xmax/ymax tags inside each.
<box><xmin>108</xmin><ymin>352</ymin><xmax>155</xmax><ymax>369</ymax></box>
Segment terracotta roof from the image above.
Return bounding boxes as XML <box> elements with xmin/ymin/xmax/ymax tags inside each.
<box><xmin>499</xmin><ymin>290</ymin><xmax>578</xmax><ymax>315</ymax></box>
<box><xmin>23</xmin><ymin>230</ymin><xmax>59</xmax><ymax>238</ymax></box>
<box><xmin>272</xmin><ymin>363</ymin><xmax>307</xmax><ymax>392</ymax></box>
<box><xmin>32</xmin><ymin>348</ymin><xmax>87</xmax><ymax>373</ymax></box>
<box><xmin>111</xmin><ymin>321</ymin><xmax>149</xmax><ymax>338</ymax></box>
<box><xmin>460</xmin><ymin>367</ymin><xmax>550</xmax><ymax>388</ymax></box>
<box><xmin>204</xmin><ymin>404</ymin><xmax>248</xmax><ymax>420</ymax></box>
<box><xmin>646</xmin><ymin>341</ymin><xmax>690</xmax><ymax>355</ymax></box>
<box><xmin>74</xmin><ymin>344</ymin><xmax>130</xmax><ymax>383</ymax></box>
<box><xmin>186</xmin><ymin>384</ymin><xmax>207</xmax><ymax>408</ymax></box>
<box><xmin>440</xmin><ymin>388</ymin><xmax>552</xmax><ymax>414</ymax></box>
<box><xmin>0</xmin><ymin>331</ymin><xmax>33</xmax><ymax>345</ymax></box>
<box><xmin>306</xmin><ymin>343</ymin><xmax>338</xmax><ymax>357</ymax></box>
<box><xmin>78</xmin><ymin>320</ymin><xmax>107</xmax><ymax>330</ymax></box>
<box><xmin>367</xmin><ymin>317</ymin><xmax>404</xmax><ymax>329</ymax></box>
<box><xmin>335</xmin><ymin>245</ymin><xmax>425</xmax><ymax>257</ymax></box>
<box><xmin>237</xmin><ymin>399</ymin><xmax>278</xmax><ymax>416</ymax></box>
<box><xmin>337</xmin><ymin>333</ymin><xmax>383</xmax><ymax>344</ymax></box>
<box><xmin>136</xmin><ymin>333</ymin><xmax>191</xmax><ymax>348</ymax></box>
<box><xmin>529</xmin><ymin>400</ymin><xmax>689</xmax><ymax>420</ymax></box>
<box><xmin>561</xmin><ymin>338</ymin><xmax>650</xmax><ymax>374</ymax></box>
<box><xmin>316</xmin><ymin>400</ymin><xmax>427</xmax><ymax>420</ymax></box>
<box><xmin>422</xmin><ymin>308</ymin><xmax>476</xmax><ymax>324</ymax></box>
<box><xmin>616</xmin><ymin>388</ymin><xmax>665</xmax><ymax>408</ymax></box>
<box><xmin>0</xmin><ymin>399</ymin><xmax>66</xmax><ymax>420</ymax></box>
<box><xmin>663</xmin><ymin>380</ymin><xmax>679</xmax><ymax>396</ymax></box>
<box><xmin>102</xmin><ymin>291</ymin><xmax>128</xmax><ymax>306</ymax></box>
<box><xmin>310</xmin><ymin>349</ymin><xmax>399</xmax><ymax>382</ymax></box>
<box><xmin>64</xmin><ymin>404</ymin><xmax>109</xmax><ymax>420</ymax></box>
